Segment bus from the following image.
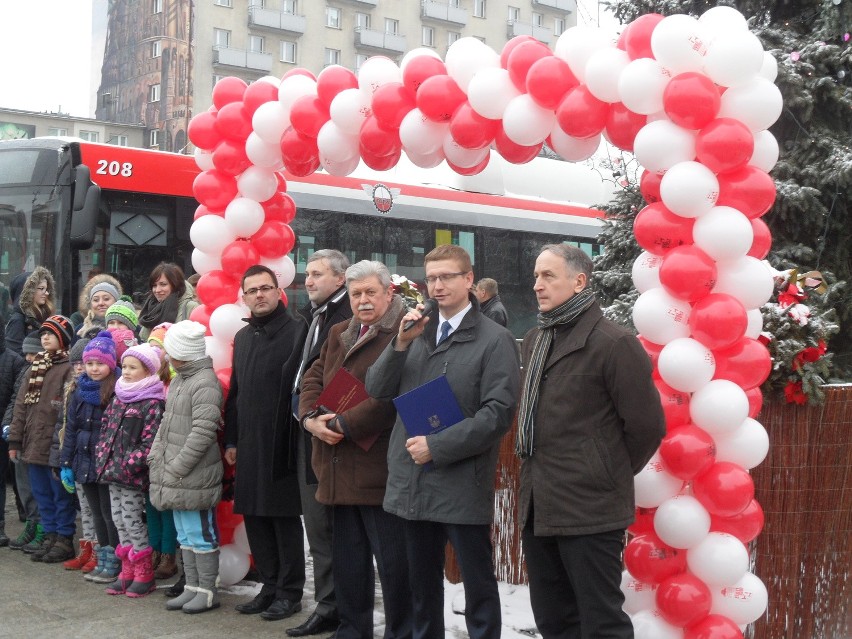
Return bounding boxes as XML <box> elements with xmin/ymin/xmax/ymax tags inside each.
<box><xmin>0</xmin><ymin>138</ymin><xmax>606</xmax><ymax>335</ymax></box>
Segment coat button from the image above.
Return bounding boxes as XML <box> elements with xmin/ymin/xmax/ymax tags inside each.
<box><xmin>332</xmin><ymin>457</ymin><xmax>339</xmax><ymax>463</ymax></box>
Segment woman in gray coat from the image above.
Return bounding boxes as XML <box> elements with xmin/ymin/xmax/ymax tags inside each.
<box><xmin>147</xmin><ymin>321</ymin><xmax>223</xmax><ymax>615</ymax></box>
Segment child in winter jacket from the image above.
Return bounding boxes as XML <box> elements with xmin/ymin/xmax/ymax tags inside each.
<box><xmin>148</xmin><ymin>321</ymin><xmax>224</xmax><ymax>614</ymax></box>
<box><xmin>7</xmin><ymin>315</ymin><xmax>76</xmax><ymax>563</ymax></box>
<box><xmin>95</xmin><ymin>342</ymin><xmax>165</xmax><ymax>598</ymax></box>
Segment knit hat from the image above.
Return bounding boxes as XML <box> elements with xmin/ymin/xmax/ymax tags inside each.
<box><xmin>83</xmin><ymin>331</ymin><xmax>117</xmax><ymax>371</ymax></box>
<box><xmin>105</xmin><ymin>299</ymin><xmax>139</xmax><ymax>331</ymax></box>
<box><xmin>39</xmin><ymin>315</ymin><xmax>75</xmax><ymax>350</ymax></box>
<box><xmin>69</xmin><ymin>338</ymin><xmax>91</xmax><ymax>364</ymax></box>
<box><xmin>22</xmin><ymin>331</ymin><xmax>43</xmax><ymax>354</ymax></box>
<box><xmin>122</xmin><ymin>342</ymin><xmax>162</xmax><ymax>375</ymax></box>
<box><xmin>108</xmin><ymin>327</ymin><xmax>137</xmax><ymax>361</ymax></box>
<box><xmin>164</xmin><ymin>320</ymin><xmax>208</xmax><ymax>362</ymax></box>
<box><xmin>147</xmin><ymin>322</ymin><xmax>172</xmax><ymax>350</ymax></box>
<box><xmin>89</xmin><ymin>282</ymin><xmax>120</xmax><ymax>303</ymax></box>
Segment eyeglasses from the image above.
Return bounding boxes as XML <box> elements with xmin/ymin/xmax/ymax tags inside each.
<box><xmin>243</xmin><ymin>285</ymin><xmax>277</xmax><ymax>297</ymax></box>
<box><xmin>424</xmin><ymin>272</ymin><xmax>468</xmax><ymax>286</ymax></box>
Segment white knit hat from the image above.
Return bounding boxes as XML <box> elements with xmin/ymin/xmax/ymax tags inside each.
<box><xmin>164</xmin><ymin>320</ymin><xmax>208</xmax><ymax>362</ymax></box>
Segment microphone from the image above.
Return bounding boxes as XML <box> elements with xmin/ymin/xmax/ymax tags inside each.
<box><xmin>402</xmin><ymin>298</ymin><xmax>437</xmax><ymax>332</ymax></box>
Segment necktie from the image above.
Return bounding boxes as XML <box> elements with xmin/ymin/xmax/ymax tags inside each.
<box><xmin>438</xmin><ymin>320</ymin><xmax>451</xmax><ymax>345</ymax></box>
<box><xmin>358</xmin><ymin>324</ymin><xmax>369</xmax><ymax>339</ymax></box>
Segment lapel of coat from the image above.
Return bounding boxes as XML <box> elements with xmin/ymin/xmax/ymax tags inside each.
<box><xmin>543</xmin><ymin>304</ymin><xmax>602</xmax><ymax>371</ymax></box>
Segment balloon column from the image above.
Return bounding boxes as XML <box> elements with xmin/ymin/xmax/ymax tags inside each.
<box><xmin>187</xmin><ymin>6</ymin><xmax>779</xmax><ymax>624</ymax></box>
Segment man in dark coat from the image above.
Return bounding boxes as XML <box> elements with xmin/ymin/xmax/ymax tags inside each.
<box><xmin>224</xmin><ymin>265</ymin><xmax>308</xmax><ymax>621</ymax></box>
<box><xmin>288</xmin><ymin>249</ymin><xmax>351</xmax><ymax>637</ymax></box>
<box><xmin>474</xmin><ymin>278</ymin><xmax>509</xmax><ymax>327</ymax></box>
<box><xmin>516</xmin><ymin>244</ymin><xmax>665</xmax><ymax>639</ymax></box>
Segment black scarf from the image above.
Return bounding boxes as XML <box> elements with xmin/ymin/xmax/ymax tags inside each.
<box><xmin>138</xmin><ymin>292</ymin><xmax>180</xmax><ymax>329</ymax></box>
<box><xmin>247</xmin><ymin>300</ymin><xmax>287</xmax><ymax>329</ymax></box>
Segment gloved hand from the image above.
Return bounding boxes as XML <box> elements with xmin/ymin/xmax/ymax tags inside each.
<box><xmin>60</xmin><ymin>467</ymin><xmax>76</xmax><ymax>494</ymax></box>
<box><xmin>1</xmin><ymin>424</ymin><xmax>9</xmax><ymax>441</ymax></box>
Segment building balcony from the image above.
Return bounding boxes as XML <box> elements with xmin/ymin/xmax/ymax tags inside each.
<box><xmin>532</xmin><ymin>0</ymin><xmax>575</xmax><ymax>12</ymax></box>
<box><xmin>248</xmin><ymin>6</ymin><xmax>307</xmax><ymax>34</ymax></box>
<box><xmin>507</xmin><ymin>20</ymin><xmax>553</xmax><ymax>44</ymax></box>
<box><xmin>354</xmin><ymin>27</ymin><xmax>407</xmax><ymax>54</ymax></box>
<box><xmin>212</xmin><ymin>47</ymin><xmax>273</xmax><ymax>73</ymax></box>
<box><xmin>421</xmin><ymin>1</ymin><xmax>468</xmax><ymax>26</ymax></box>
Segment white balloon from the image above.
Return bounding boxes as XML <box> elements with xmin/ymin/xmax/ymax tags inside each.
<box><xmin>232</xmin><ymin>521</ymin><xmax>252</xmax><ymax>555</ymax></box>
<box><xmin>191</xmin><ymin>247</ymin><xmax>222</xmax><ymax>275</ymax></box>
<box><xmin>205</xmin><ymin>335</ymin><xmax>234</xmax><ymax>371</ymax></box>
<box><xmin>237</xmin><ymin>166</ymin><xmax>277</xmax><ymax>202</ymax></box>
<box><xmin>693</xmin><ymin>206</ymin><xmax>754</xmax><ymax>261</ymax></box>
<box><xmin>699</xmin><ymin>6</ymin><xmax>749</xmax><ymax>39</ymax></box>
<box><xmin>218</xmin><ymin>544</ymin><xmax>250</xmax><ymax>587</ymax></box>
<box><xmin>654</xmin><ymin>494</ymin><xmax>711</xmax><ymax>549</ymax></box>
<box><xmin>329</xmin><ymin>88</ymin><xmax>372</xmax><ymax>136</ymax></box>
<box><xmin>632</xmin><ymin>251</ymin><xmax>664</xmax><ymax>294</ymax></box>
<box><xmin>651</xmin><ymin>15</ymin><xmax>709</xmax><ymax>75</ymax></box>
<box><xmin>252</xmin><ymin>101</ymin><xmax>291</xmax><ymax>145</ymax></box>
<box><xmin>687</xmin><ymin>532</ymin><xmax>750</xmax><ymax>586</ymax></box>
<box><xmin>690</xmin><ymin>379</ymin><xmax>750</xmax><ymax>436</ymax></box>
<box><xmin>278</xmin><ymin>74</ymin><xmax>317</xmax><ymax>111</ymax></box>
<box><xmin>621</xmin><ymin>570</ymin><xmax>658</xmax><ymax>615</ymax></box>
<box><xmin>758</xmin><ymin>51</ymin><xmax>778</xmax><ymax>82</ymax></box>
<box><xmin>358</xmin><ymin>55</ymin><xmax>402</xmax><ymax>95</ymax></box>
<box><xmin>445</xmin><ymin>37</ymin><xmax>500</xmax><ymax>92</ymax></box>
<box><xmin>749</xmin><ymin>130</ymin><xmax>779</xmax><ymax>172</ymax></box>
<box><xmin>443</xmin><ymin>132</ymin><xmax>489</xmax><ymax>168</ymax></box>
<box><xmin>257</xmin><ymin>75</ymin><xmax>281</xmax><ymax>86</ymax></box>
<box><xmin>713</xmin><ymin>417</ymin><xmax>769</xmax><ymax>469</ymax></box>
<box><xmin>400</xmin><ymin>47</ymin><xmax>442</xmax><ymax>72</ymax></box>
<box><xmin>224</xmin><ymin>197</ymin><xmax>265</xmax><ymax>238</ymax></box>
<box><xmin>585</xmin><ymin>47</ymin><xmax>631</xmax><ymax>103</ymax></box>
<box><xmin>399</xmin><ymin>108</ymin><xmax>449</xmax><ymax>155</ymax></box>
<box><xmin>718</xmin><ymin>77</ymin><xmax>783</xmax><ymax>132</ymax></box>
<box><xmin>555</xmin><ymin>26</ymin><xmax>615</xmax><ymax>83</ymax></box>
<box><xmin>618</xmin><ymin>59</ymin><xmax>672</xmax><ymax>115</ymax></box>
<box><xmin>631</xmin><ymin>610</ymin><xmax>683</xmax><ymax>639</ymax></box>
<box><xmin>468</xmin><ymin>67</ymin><xmax>521</xmax><ymax>120</ymax></box>
<box><xmin>319</xmin><ymin>153</ymin><xmax>360</xmax><ymax>177</ymax></box>
<box><xmin>261</xmin><ymin>255</ymin><xmax>296</xmax><ymax>289</ymax></box>
<box><xmin>634</xmin><ymin>453</ymin><xmax>684</xmax><ymax>508</ymax></box>
<box><xmin>658</xmin><ymin>338</ymin><xmax>716</xmax><ymax>393</ymax></box>
<box><xmin>502</xmin><ymin>94</ymin><xmax>556</xmax><ymax>146</ymax></box>
<box><xmin>549</xmin><ymin>125</ymin><xmax>601</xmax><ymax>161</ymax></box>
<box><xmin>634</xmin><ymin>120</ymin><xmax>696</xmax><ymax>174</ymax></box>
<box><xmin>704</xmin><ymin>31</ymin><xmax>765</xmax><ymax>88</ymax></box>
<box><xmin>632</xmin><ymin>288</ymin><xmax>692</xmax><ymax>345</ymax></box>
<box><xmin>660</xmin><ymin>161</ymin><xmax>719</xmax><ymax>219</ymax></box>
<box><xmin>245</xmin><ymin>132</ymin><xmax>284</xmax><ymax>169</ymax></box>
<box><xmin>745</xmin><ymin>308</ymin><xmax>763</xmax><ymax>339</ymax></box>
<box><xmin>405</xmin><ymin>148</ymin><xmax>445</xmax><ymax>169</ymax></box>
<box><xmin>317</xmin><ymin>121</ymin><xmax>359</xmax><ymax>163</ymax></box>
<box><xmin>190</xmin><ymin>215</ymin><xmax>236</xmax><ymax>255</ymax></box>
<box><xmin>194</xmin><ymin>148</ymin><xmax>215</xmax><ymax>171</ymax></box>
<box><xmin>710</xmin><ymin>572</ymin><xmax>768</xmax><ymax>625</ymax></box>
<box><xmin>713</xmin><ymin>256</ymin><xmax>775</xmax><ymax>309</ymax></box>
<box><xmin>209</xmin><ymin>303</ymin><xmax>248</xmax><ymax>343</ymax></box>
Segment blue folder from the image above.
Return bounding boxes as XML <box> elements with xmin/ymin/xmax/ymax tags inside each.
<box><xmin>393</xmin><ymin>375</ymin><xmax>465</xmax><ymax>438</ymax></box>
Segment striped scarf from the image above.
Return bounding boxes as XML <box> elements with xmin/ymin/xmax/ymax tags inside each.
<box><xmin>515</xmin><ymin>289</ymin><xmax>596</xmax><ymax>459</ymax></box>
<box><xmin>24</xmin><ymin>350</ymin><xmax>69</xmax><ymax>405</ymax></box>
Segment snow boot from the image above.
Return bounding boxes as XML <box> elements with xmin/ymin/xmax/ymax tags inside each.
<box><xmin>30</xmin><ymin>532</ymin><xmax>57</xmax><ymax>561</ymax></box>
<box><xmin>85</xmin><ymin>545</ymin><xmax>106</xmax><ymax>581</ymax></box>
<box><xmin>9</xmin><ymin>520</ymin><xmax>38</xmax><ymax>550</ymax></box>
<box><xmin>42</xmin><ymin>534</ymin><xmax>76</xmax><ymax>563</ymax></box>
<box><xmin>0</xmin><ymin>521</ymin><xmax>9</xmax><ymax>547</ymax></box>
<box><xmin>125</xmin><ymin>546</ymin><xmax>156</xmax><ymax>598</ymax></box>
<box><xmin>105</xmin><ymin>544</ymin><xmax>134</xmax><ymax>595</ymax></box>
<box><xmin>81</xmin><ymin>544</ymin><xmax>99</xmax><ymax>573</ymax></box>
<box><xmin>155</xmin><ymin>552</ymin><xmax>178</xmax><ymax>579</ymax></box>
<box><xmin>18</xmin><ymin>522</ymin><xmax>44</xmax><ymax>553</ymax></box>
<box><xmin>90</xmin><ymin>545</ymin><xmax>121</xmax><ymax>583</ymax></box>
<box><xmin>166</xmin><ymin>548</ymin><xmax>198</xmax><ymax>611</ymax></box>
<box><xmin>182</xmin><ymin>549</ymin><xmax>220</xmax><ymax>614</ymax></box>
<box><xmin>63</xmin><ymin>539</ymin><xmax>94</xmax><ymax>570</ymax></box>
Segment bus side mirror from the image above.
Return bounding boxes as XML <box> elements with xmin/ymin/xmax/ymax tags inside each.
<box><xmin>70</xmin><ymin>165</ymin><xmax>100</xmax><ymax>249</ymax></box>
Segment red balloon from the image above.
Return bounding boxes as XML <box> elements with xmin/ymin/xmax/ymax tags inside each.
<box><xmin>693</xmin><ymin>461</ymin><xmax>755</xmax><ymax>517</ymax></box>
<box><xmin>656</xmin><ymin>573</ymin><xmax>712</xmax><ymax>628</ymax></box>
<box><xmin>716</xmin><ymin>166</ymin><xmax>776</xmax><ymax>218</ymax></box>
<box><xmin>663</xmin><ymin>72</ymin><xmax>721</xmax><ymax>130</ymax></box>
<box><xmin>748</xmin><ymin>218</ymin><xmax>772</xmax><ymax>259</ymax></box>
<box><xmin>242</xmin><ymin>80</ymin><xmax>279</xmax><ymax>117</ymax></box>
<box><xmin>220</xmin><ymin>240</ymin><xmax>261</xmax><ymax>275</ymax></box>
<box><xmin>402</xmin><ymin>55</ymin><xmax>447</xmax><ymax>94</ymax></box>
<box><xmin>215</xmin><ymin>500</ymin><xmax>239</xmax><ymax>544</ymax></box>
<box><xmin>526</xmin><ymin>56</ymin><xmax>579</xmax><ymax>110</ymax></box>
<box><xmin>280</xmin><ymin>126</ymin><xmax>319</xmax><ymax>166</ymax></box>
<box><xmin>290</xmin><ymin>95</ymin><xmax>330</xmax><ymax>139</ymax></box>
<box><xmin>212</xmin><ymin>139</ymin><xmax>252</xmax><ymax>176</ymax></box>
<box><xmin>659</xmin><ymin>424</ymin><xmax>717</xmax><ymax>480</ymax></box>
<box><xmin>192</xmin><ymin>170</ymin><xmax>238</xmax><ymax>212</ymax></box>
<box><xmin>685</xmin><ymin>614</ymin><xmax>744</xmax><ymax>639</ymax></box>
<box><xmin>416</xmin><ymin>75</ymin><xmax>467</xmax><ymax>122</ymax></box>
<box><xmin>285</xmin><ymin>156</ymin><xmax>320</xmax><ymax>177</ymax></box>
<box><xmin>494</xmin><ymin>126</ymin><xmax>542</xmax><ymax>164</ymax></box>
<box><xmin>745</xmin><ymin>387</ymin><xmax>763</xmax><ymax>418</ymax></box>
<box><xmin>713</xmin><ymin>337</ymin><xmax>771</xmax><ymax>390</ymax></box>
<box><xmin>372</xmin><ymin>82</ymin><xmax>417</xmax><ymax>131</ymax></box>
<box><xmin>275</xmin><ymin>172</ymin><xmax>287</xmax><ymax>192</ymax></box>
<box><xmin>212</xmin><ymin>76</ymin><xmax>247</xmax><ymax>110</ymax></box>
<box><xmin>196</xmin><ymin>270</ymin><xmax>239</xmax><ymax>310</ymax></box>
<box><xmin>633</xmin><ymin>202</ymin><xmax>695</xmax><ymax>255</ymax></box>
<box><xmin>624</xmin><ymin>533</ymin><xmax>687</xmax><ymax>584</ymax></box>
<box><xmin>316</xmin><ymin>65</ymin><xmax>359</xmax><ymax>107</ymax></box>
<box><xmin>450</xmin><ymin>102</ymin><xmax>499</xmax><ymax>150</ymax></box>
<box><xmin>282</xmin><ymin>68</ymin><xmax>316</xmax><ymax>81</ymax></box>
<box><xmin>556</xmin><ymin>85</ymin><xmax>610</xmax><ymax>139</ymax></box>
<box><xmin>605</xmin><ymin>103</ymin><xmax>647</xmax><ymax>152</ymax></box>
<box><xmin>362</xmin><ymin>147</ymin><xmax>402</xmax><ymax>171</ymax></box>
<box><xmin>689</xmin><ymin>293</ymin><xmax>748</xmax><ymax>351</ymax></box>
<box><xmin>360</xmin><ymin>115</ymin><xmax>402</xmax><ymax>158</ymax></box>
<box><xmin>216</xmin><ymin>367</ymin><xmax>232</xmax><ymax>396</ymax></box>
<box><xmin>500</xmin><ymin>35</ymin><xmax>538</xmax><ymax>69</ymax></box>
<box><xmin>194</xmin><ymin>204</ymin><xmax>223</xmax><ymax>220</ymax></box>
<box><xmin>188</xmin><ymin>111</ymin><xmax>221</xmax><ymax>151</ymax></box>
<box><xmin>189</xmin><ymin>304</ymin><xmax>212</xmax><ymax>331</ymax></box>
<box><xmin>640</xmin><ymin>170</ymin><xmax>664</xmax><ymax>204</ymax></box>
<box><xmin>623</xmin><ymin>14</ymin><xmax>665</xmax><ymax>60</ymax></box>
<box><xmin>215</xmin><ymin>101</ymin><xmax>253</xmax><ymax>142</ymax></box>
<box><xmin>251</xmin><ymin>221</ymin><xmax>295</xmax><ymax>259</ymax></box>
<box><xmin>628</xmin><ymin>507</ymin><xmax>657</xmax><ymax>536</ymax></box>
<box><xmin>658</xmin><ymin>245</ymin><xmax>718</xmax><ymax>303</ymax></box>
<box><xmin>507</xmin><ymin>40</ymin><xmax>552</xmax><ymax>92</ymax></box>
<box><xmin>710</xmin><ymin>499</ymin><xmax>764</xmax><ymax>543</ymax></box>
<box><xmin>262</xmin><ymin>191</ymin><xmax>296</xmax><ymax>224</ymax></box>
<box><xmin>654</xmin><ymin>379</ymin><xmax>691</xmax><ymax>429</ymax></box>
<box><xmin>447</xmin><ymin>153</ymin><xmax>490</xmax><ymax>176</ymax></box>
<box><xmin>696</xmin><ymin>118</ymin><xmax>755</xmax><ymax>174</ymax></box>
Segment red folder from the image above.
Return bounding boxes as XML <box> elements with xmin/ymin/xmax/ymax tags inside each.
<box><xmin>313</xmin><ymin>368</ymin><xmax>378</xmax><ymax>452</ymax></box>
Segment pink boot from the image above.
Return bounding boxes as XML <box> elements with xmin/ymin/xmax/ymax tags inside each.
<box><xmin>105</xmin><ymin>544</ymin><xmax>134</xmax><ymax>595</ymax></box>
<box><xmin>125</xmin><ymin>546</ymin><xmax>156</xmax><ymax>598</ymax></box>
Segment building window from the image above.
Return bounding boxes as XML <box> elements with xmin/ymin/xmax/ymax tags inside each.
<box><xmin>554</xmin><ymin>18</ymin><xmax>565</xmax><ymax>36</ymax></box>
<box><xmin>533</xmin><ymin>12</ymin><xmax>543</xmax><ymax>27</ymax></box>
<box><xmin>214</xmin><ymin>0</ymin><xmax>232</xmax><ymax>6</ymax></box>
<box><xmin>79</xmin><ymin>131</ymin><xmax>99</xmax><ymax>142</ymax></box>
<box><xmin>355</xmin><ymin>12</ymin><xmax>370</xmax><ymax>29</ymax></box>
<box><xmin>151</xmin><ymin>40</ymin><xmax>161</xmax><ymax>58</ymax></box>
<box><xmin>281</xmin><ymin>40</ymin><xmax>297</xmax><ymax>63</ymax></box>
<box><xmin>282</xmin><ymin>0</ymin><xmax>296</xmax><ymax>12</ymax></box>
<box><xmin>508</xmin><ymin>6</ymin><xmax>520</xmax><ymax>21</ymax></box>
<box><xmin>449</xmin><ymin>0</ymin><xmax>460</xmax><ymax>6</ymax></box>
<box><xmin>474</xmin><ymin>0</ymin><xmax>486</xmax><ymax>18</ymax></box>
<box><xmin>422</xmin><ymin>26</ymin><xmax>434</xmax><ymax>47</ymax></box>
<box><xmin>249</xmin><ymin>0</ymin><xmax>267</xmax><ymax>6</ymax></box>
<box><xmin>111</xmin><ymin>134</ymin><xmax>129</xmax><ymax>146</ymax></box>
<box><xmin>385</xmin><ymin>18</ymin><xmax>399</xmax><ymax>35</ymax></box>
<box><xmin>249</xmin><ymin>35</ymin><xmax>265</xmax><ymax>53</ymax></box>
<box><xmin>152</xmin><ymin>0</ymin><xmax>162</xmax><ymax>13</ymax></box>
<box><xmin>214</xmin><ymin>28</ymin><xmax>231</xmax><ymax>48</ymax></box>
<box><xmin>448</xmin><ymin>31</ymin><xmax>461</xmax><ymax>46</ymax></box>
<box><xmin>150</xmin><ymin>130</ymin><xmax>160</xmax><ymax>148</ymax></box>
<box><xmin>326</xmin><ymin>7</ymin><xmax>341</xmax><ymax>29</ymax></box>
<box><xmin>149</xmin><ymin>83</ymin><xmax>161</xmax><ymax>102</ymax></box>
<box><xmin>325</xmin><ymin>48</ymin><xmax>341</xmax><ymax>66</ymax></box>
<box><xmin>355</xmin><ymin>54</ymin><xmax>368</xmax><ymax>71</ymax></box>
<box><xmin>47</xmin><ymin>127</ymin><xmax>68</xmax><ymax>137</ymax></box>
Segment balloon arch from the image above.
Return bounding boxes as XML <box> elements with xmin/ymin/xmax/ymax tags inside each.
<box><xmin>189</xmin><ymin>6</ymin><xmax>779</xmax><ymax>635</ymax></box>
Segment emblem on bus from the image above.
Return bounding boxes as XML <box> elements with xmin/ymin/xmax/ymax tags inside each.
<box><xmin>363</xmin><ymin>183</ymin><xmax>399</xmax><ymax>214</ymax></box>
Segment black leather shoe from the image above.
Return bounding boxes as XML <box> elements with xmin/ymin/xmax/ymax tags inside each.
<box><xmin>260</xmin><ymin>598</ymin><xmax>302</xmax><ymax>621</ymax></box>
<box><xmin>235</xmin><ymin>591</ymin><xmax>276</xmax><ymax>614</ymax></box>
<box><xmin>286</xmin><ymin>612</ymin><xmax>340</xmax><ymax>636</ymax></box>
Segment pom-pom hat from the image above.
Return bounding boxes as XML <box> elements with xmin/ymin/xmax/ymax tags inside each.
<box><xmin>122</xmin><ymin>342</ymin><xmax>162</xmax><ymax>375</ymax></box>
<box><xmin>40</xmin><ymin>315</ymin><xmax>75</xmax><ymax>350</ymax></box>
<box><xmin>105</xmin><ymin>299</ymin><xmax>139</xmax><ymax>331</ymax></box>
<box><xmin>83</xmin><ymin>331</ymin><xmax>117</xmax><ymax>371</ymax></box>
<box><xmin>164</xmin><ymin>320</ymin><xmax>208</xmax><ymax>362</ymax></box>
